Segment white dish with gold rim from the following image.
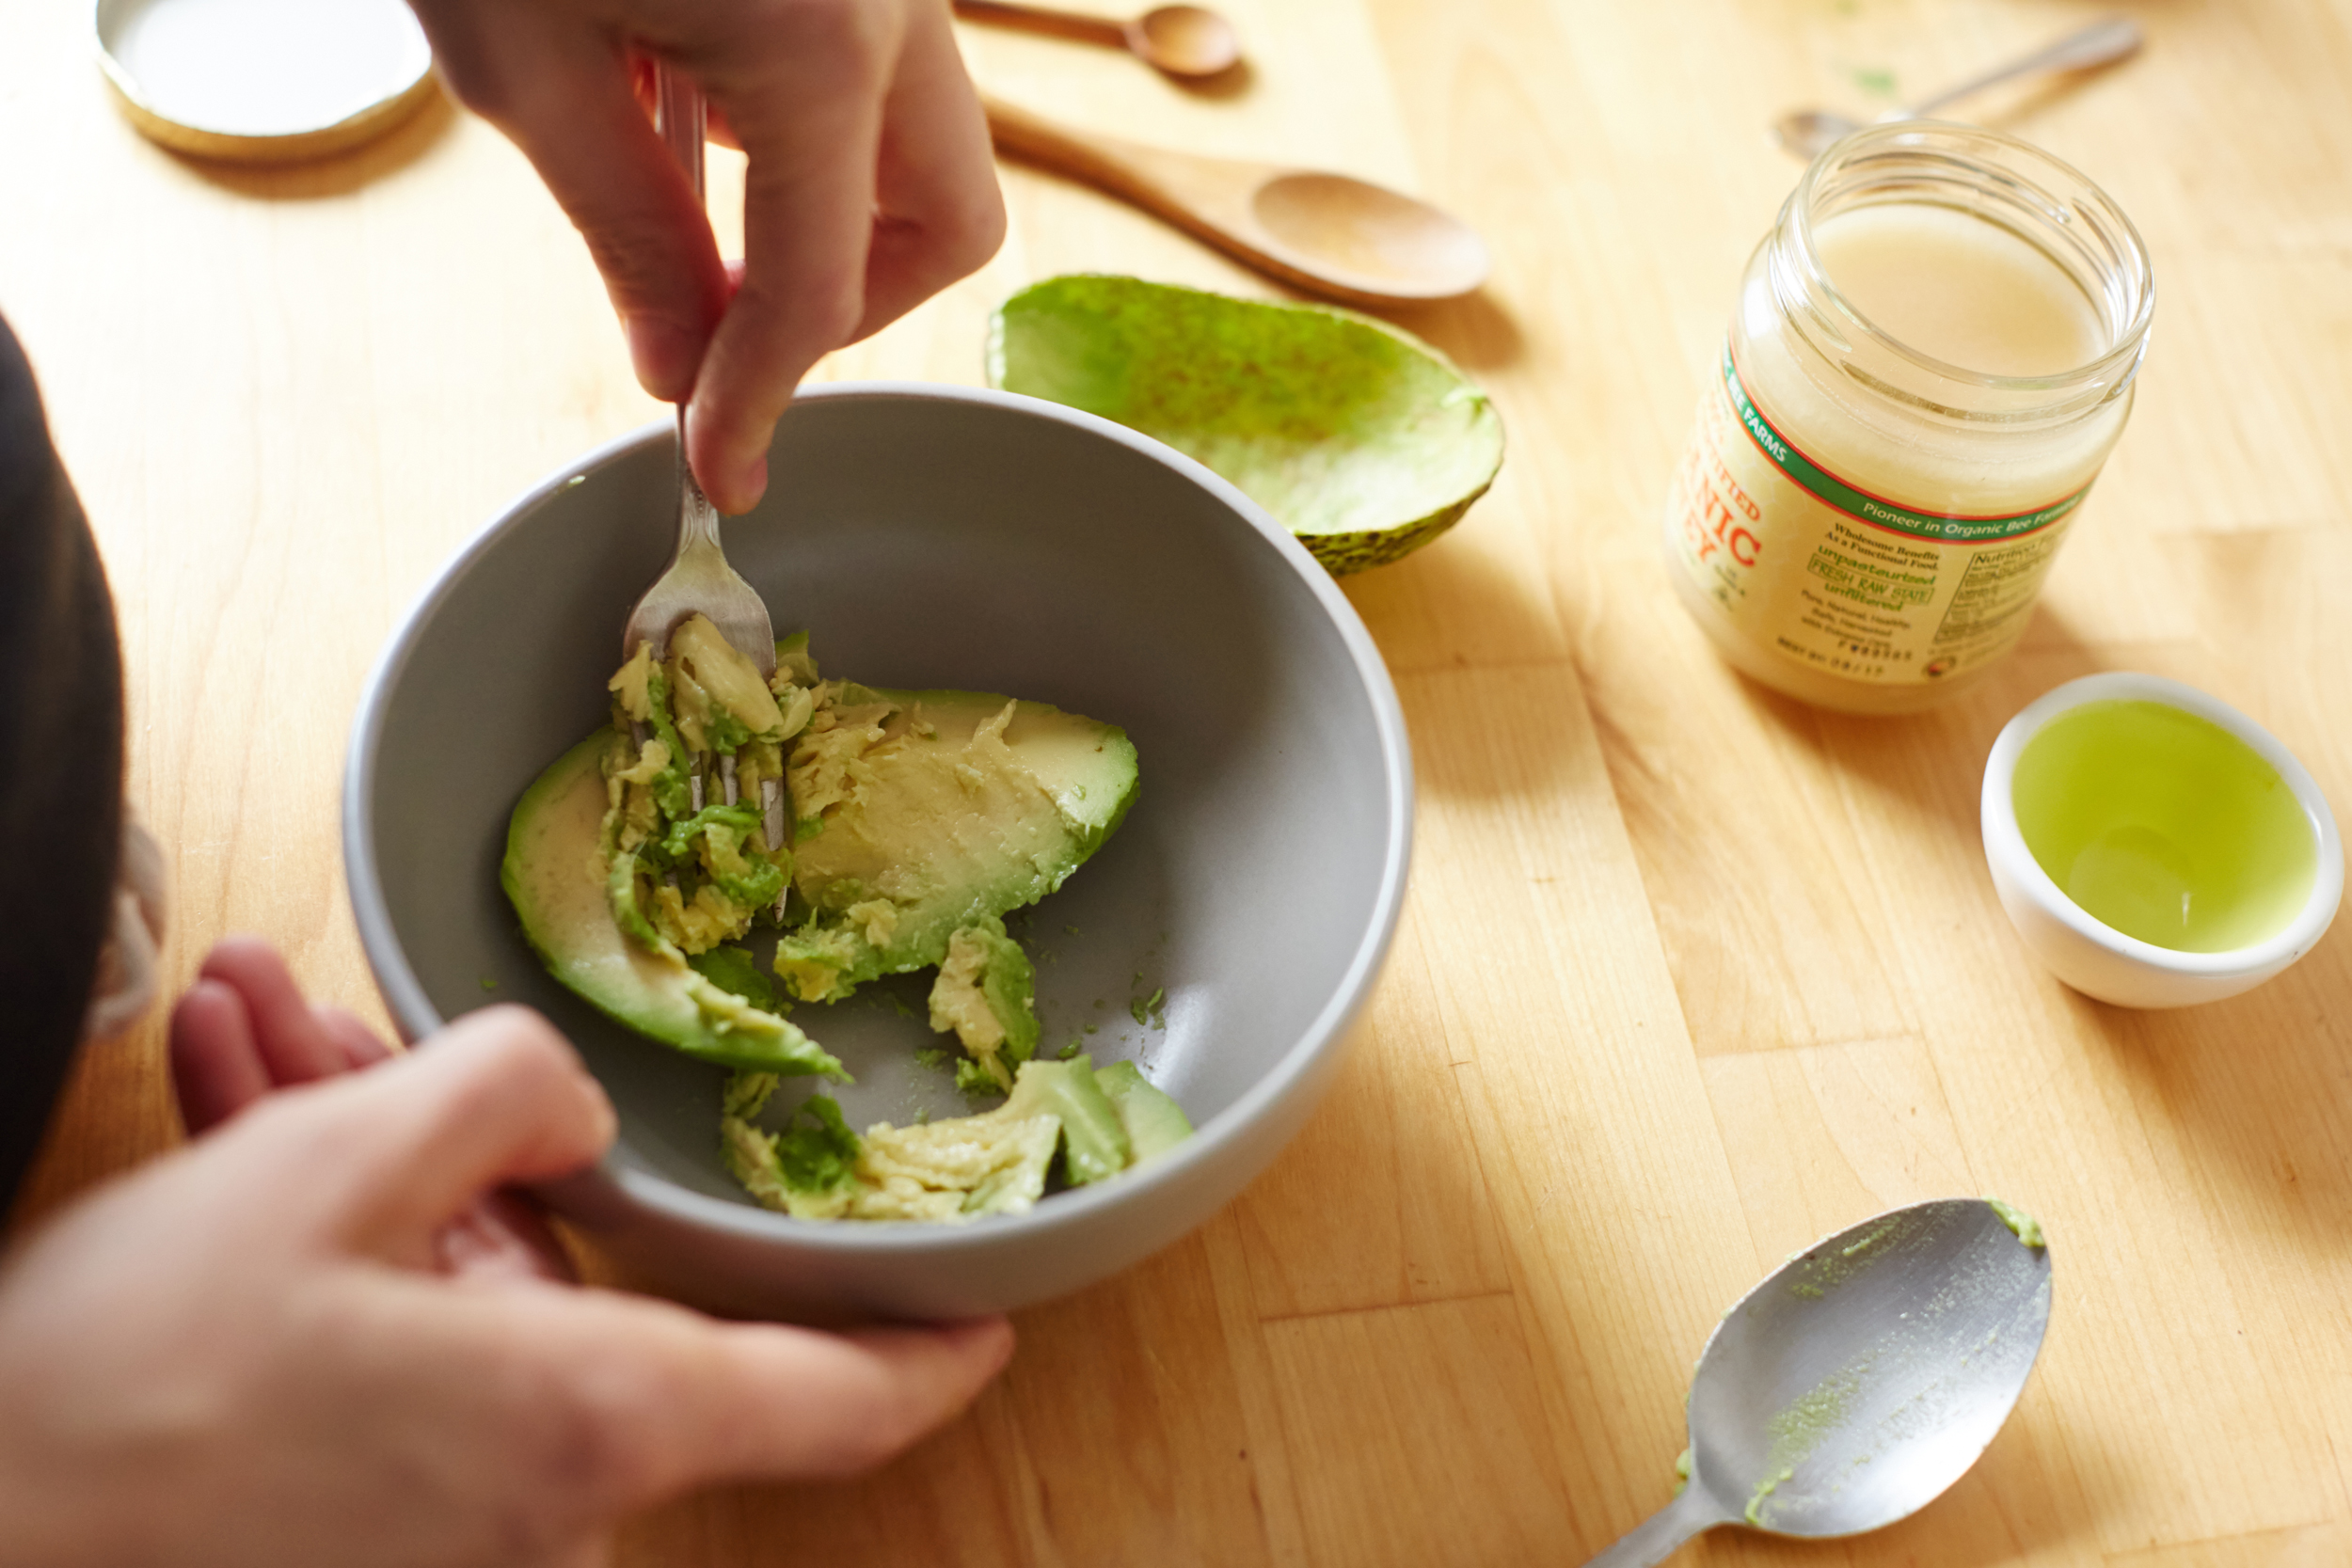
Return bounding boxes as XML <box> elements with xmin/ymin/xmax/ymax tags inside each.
<box><xmin>94</xmin><ymin>0</ymin><xmax>436</xmax><ymax>163</ymax></box>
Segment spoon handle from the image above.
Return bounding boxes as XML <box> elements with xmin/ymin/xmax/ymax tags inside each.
<box><xmin>954</xmin><ymin>0</ymin><xmax>1128</xmax><ymax>51</ymax></box>
<box><xmin>980</xmin><ymin>95</ymin><xmax>1327</xmax><ymax>295</ymax></box>
<box><xmin>653</xmin><ymin>61</ymin><xmax>705</xmax><ymax>203</ymax></box>
<box><xmin>1908</xmin><ymin>16</ymin><xmax>2144</xmax><ymax>118</ymax></box>
<box><xmin>1576</xmin><ymin>1483</ymin><xmax>1731</xmax><ymax>1568</ymax></box>
<box><xmin>980</xmin><ymin>94</ymin><xmax>1217</xmax><ymax>231</ymax></box>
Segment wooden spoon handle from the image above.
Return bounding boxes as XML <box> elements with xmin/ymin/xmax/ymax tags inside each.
<box><xmin>954</xmin><ymin>0</ymin><xmax>1129</xmax><ymax>51</ymax></box>
<box><xmin>979</xmin><ymin>93</ymin><xmax>1200</xmax><ymax>224</ymax></box>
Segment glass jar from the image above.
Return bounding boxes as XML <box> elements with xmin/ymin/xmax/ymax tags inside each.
<box><xmin>1661</xmin><ymin>122</ymin><xmax>2155</xmax><ymax>714</ymax></box>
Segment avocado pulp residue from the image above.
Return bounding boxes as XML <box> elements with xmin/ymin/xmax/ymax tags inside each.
<box><xmin>1724</xmin><ymin>1357</ymin><xmax>1869</xmax><ymax>1529</ymax></box>
<box><xmin>1986</xmin><ymin>1196</ymin><xmax>2046</xmax><ymax>1249</ymax></box>
<box><xmin>1784</xmin><ymin>1216</ymin><xmax>1905</xmax><ymax>1299</ymax></box>
<box><xmin>1744</xmin><ymin>1467</ymin><xmax>1794</xmax><ymax>1527</ymax></box>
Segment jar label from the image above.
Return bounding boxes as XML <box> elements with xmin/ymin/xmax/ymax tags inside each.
<box><xmin>1666</xmin><ymin>344</ymin><xmax>2097</xmax><ymax>688</ymax></box>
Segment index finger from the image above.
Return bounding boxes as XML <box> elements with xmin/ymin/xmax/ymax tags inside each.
<box><xmin>241</xmin><ymin>1006</ymin><xmax>614</xmax><ymax>1260</ymax></box>
<box><xmin>684</xmin><ymin>10</ymin><xmax>904</xmax><ymax>513</ymax></box>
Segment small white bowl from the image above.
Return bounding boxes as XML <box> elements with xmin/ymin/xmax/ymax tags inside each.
<box><xmin>1981</xmin><ymin>673</ymin><xmax>2344</xmax><ymax>1008</ymax></box>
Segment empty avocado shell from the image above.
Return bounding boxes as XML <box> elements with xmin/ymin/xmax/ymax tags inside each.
<box><xmin>987</xmin><ymin>275</ymin><xmax>1504</xmax><ymax>575</ymax></box>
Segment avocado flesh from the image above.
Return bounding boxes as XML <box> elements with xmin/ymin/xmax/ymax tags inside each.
<box><xmin>776</xmin><ymin>689</ymin><xmax>1138</xmax><ymax>1004</ymax></box>
<box><xmin>720</xmin><ymin>1057</ymin><xmax>1133</xmax><ymax>1225</ymax></box>
<box><xmin>500</xmin><ymin>736</ymin><xmax>845</xmax><ymax>1078</ymax></box>
<box><xmin>1097</xmin><ymin>1058</ymin><xmax>1194</xmax><ymax>1162</ymax></box>
<box><xmin>927</xmin><ymin>914</ymin><xmax>1041</xmax><ymax>1091</ymax></box>
<box><xmin>505</xmin><ymin>626</ymin><xmax>1144</xmax><ymax>1222</ymax></box>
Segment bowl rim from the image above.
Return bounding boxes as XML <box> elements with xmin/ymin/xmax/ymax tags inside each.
<box><xmin>1979</xmin><ymin>670</ymin><xmax>2344</xmax><ymax>979</ymax></box>
<box><xmin>344</xmin><ymin>379</ymin><xmax>1416</xmax><ymax>1255</ymax></box>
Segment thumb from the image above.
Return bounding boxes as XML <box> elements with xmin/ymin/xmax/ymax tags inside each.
<box><xmin>315</xmin><ymin>1006</ymin><xmax>614</xmax><ymax>1262</ymax></box>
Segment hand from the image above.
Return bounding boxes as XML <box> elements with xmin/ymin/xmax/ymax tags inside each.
<box><xmin>0</xmin><ymin>939</ymin><xmax>1013</xmax><ymax>1568</ymax></box>
<box><xmin>405</xmin><ymin>0</ymin><xmax>1007</xmax><ymax>514</ymax></box>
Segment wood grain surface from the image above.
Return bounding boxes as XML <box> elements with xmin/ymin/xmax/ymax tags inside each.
<box><xmin>7</xmin><ymin>1</ymin><xmax>2350</xmax><ymax>1563</ymax></box>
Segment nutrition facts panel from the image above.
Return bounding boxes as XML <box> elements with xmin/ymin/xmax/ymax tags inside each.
<box><xmin>1931</xmin><ymin>527</ymin><xmax>2071</xmax><ymax>657</ymax></box>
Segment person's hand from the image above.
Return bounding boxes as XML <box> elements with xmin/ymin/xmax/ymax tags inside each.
<box><xmin>405</xmin><ymin>0</ymin><xmax>1007</xmax><ymax>515</ymax></box>
<box><xmin>169</xmin><ymin>936</ymin><xmax>579</xmax><ymax>1281</ymax></box>
<box><xmin>0</xmin><ymin>940</ymin><xmax>1013</xmax><ymax>1568</ymax></box>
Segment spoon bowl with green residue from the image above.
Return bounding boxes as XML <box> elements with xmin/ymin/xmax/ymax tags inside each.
<box><xmin>1581</xmin><ymin>1197</ymin><xmax>2053</xmax><ymax>1566</ymax></box>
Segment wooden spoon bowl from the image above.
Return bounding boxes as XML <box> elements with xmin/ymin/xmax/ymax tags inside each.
<box><xmin>955</xmin><ymin>0</ymin><xmax>1242</xmax><ymax>82</ymax></box>
<box><xmin>1125</xmin><ymin>6</ymin><xmax>1242</xmax><ymax>78</ymax></box>
<box><xmin>982</xmin><ymin>96</ymin><xmax>1490</xmax><ymax>306</ymax></box>
<box><xmin>1248</xmin><ymin>172</ymin><xmax>1491</xmax><ymax>301</ymax></box>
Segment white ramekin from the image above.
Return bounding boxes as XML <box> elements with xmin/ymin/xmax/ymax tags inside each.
<box><xmin>1980</xmin><ymin>673</ymin><xmax>2344</xmax><ymax>1009</ymax></box>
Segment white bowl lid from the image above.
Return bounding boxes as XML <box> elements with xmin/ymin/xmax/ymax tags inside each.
<box><xmin>95</xmin><ymin>0</ymin><xmax>436</xmax><ymax>162</ymax></box>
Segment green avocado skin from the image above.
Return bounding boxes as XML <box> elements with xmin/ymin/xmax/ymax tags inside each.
<box><xmin>1302</xmin><ymin>487</ymin><xmax>1492</xmax><ymax>578</ymax></box>
<box><xmin>964</xmin><ymin>913</ymin><xmax>1041</xmax><ymax>1070</ymax></box>
<box><xmin>501</xmin><ymin>735</ymin><xmax>842</xmax><ymax>1078</ymax></box>
<box><xmin>1096</xmin><ymin>1058</ymin><xmax>1193</xmax><ymax>1161</ymax></box>
<box><xmin>986</xmin><ymin>274</ymin><xmax>1504</xmax><ymax>576</ymax></box>
<box><xmin>1003</xmin><ymin>1058</ymin><xmax>1131</xmax><ymax>1186</ymax></box>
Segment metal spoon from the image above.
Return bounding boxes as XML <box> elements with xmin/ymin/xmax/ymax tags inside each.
<box><xmin>954</xmin><ymin>0</ymin><xmax>1243</xmax><ymax>81</ymax></box>
<box><xmin>981</xmin><ymin>94</ymin><xmax>1489</xmax><ymax>306</ymax></box>
<box><xmin>1580</xmin><ymin>1198</ymin><xmax>2054</xmax><ymax>1566</ymax></box>
<box><xmin>1773</xmin><ymin>16</ymin><xmax>2144</xmax><ymax>160</ymax></box>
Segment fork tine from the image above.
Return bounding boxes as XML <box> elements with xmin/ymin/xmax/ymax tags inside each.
<box><xmin>762</xmin><ymin>778</ymin><xmax>787</xmax><ymax>920</ymax></box>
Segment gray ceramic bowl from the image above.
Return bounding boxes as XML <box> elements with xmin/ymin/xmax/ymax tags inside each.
<box><xmin>345</xmin><ymin>384</ymin><xmax>1412</xmax><ymax>1321</ymax></box>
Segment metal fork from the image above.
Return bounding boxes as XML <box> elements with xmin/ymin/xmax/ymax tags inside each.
<box><xmin>621</xmin><ymin>62</ymin><xmax>787</xmax><ymax>860</ymax></box>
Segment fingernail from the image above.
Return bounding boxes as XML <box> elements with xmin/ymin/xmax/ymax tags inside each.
<box><xmin>624</xmin><ymin>314</ymin><xmax>695</xmax><ymax>402</ymax></box>
<box><xmin>735</xmin><ymin>451</ymin><xmax>769</xmax><ymax>510</ymax></box>
<box><xmin>701</xmin><ymin>445</ymin><xmax>767</xmax><ymax>515</ymax></box>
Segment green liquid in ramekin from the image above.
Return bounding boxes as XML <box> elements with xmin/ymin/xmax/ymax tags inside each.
<box><xmin>2012</xmin><ymin>700</ymin><xmax>2318</xmax><ymax>953</ymax></box>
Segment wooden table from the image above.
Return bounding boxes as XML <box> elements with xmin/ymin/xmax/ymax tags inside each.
<box><xmin>8</xmin><ymin>1</ymin><xmax>2350</xmax><ymax>1562</ymax></box>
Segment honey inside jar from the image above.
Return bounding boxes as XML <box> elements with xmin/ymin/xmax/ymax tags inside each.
<box><xmin>1662</xmin><ymin>124</ymin><xmax>2154</xmax><ymax>714</ymax></box>
<box><xmin>1811</xmin><ymin>203</ymin><xmax>2106</xmax><ymax>378</ymax></box>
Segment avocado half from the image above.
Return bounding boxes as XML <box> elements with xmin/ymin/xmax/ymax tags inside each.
<box><xmin>986</xmin><ymin>274</ymin><xmax>1505</xmax><ymax>575</ymax></box>
<box><xmin>501</xmin><ymin>734</ymin><xmax>844</xmax><ymax>1075</ymax></box>
<box><xmin>775</xmin><ymin>687</ymin><xmax>1138</xmax><ymax>1005</ymax></box>
<box><xmin>501</xmin><ymin>678</ymin><xmax>1138</xmax><ymax>1077</ymax></box>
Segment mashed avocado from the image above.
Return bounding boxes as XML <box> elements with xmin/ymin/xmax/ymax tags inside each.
<box><xmin>502</xmin><ymin>618</ymin><xmax>1188</xmax><ymax>1222</ymax></box>
<box><xmin>720</xmin><ymin>1055</ymin><xmax>1179</xmax><ymax>1223</ymax></box>
<box><xmin>1987</xmin><ymin>1196</ymin><xmax>2046</xmax><ymax>1249</ymax></box>
<box><xmin>927</xmin><ymin>915</ymin><xmax>1040</xmax><ymax>1091</ymax></box>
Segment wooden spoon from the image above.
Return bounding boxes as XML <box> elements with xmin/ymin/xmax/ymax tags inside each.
<box><xmin>954</xmin><ymin>1</ymin><xmax>1243</xmax><ymax>80</ymax></box>
<box><xmin>981</xmin><ymin>95</ymin><xmax>1491</xmax><ymax>306</ymax></box>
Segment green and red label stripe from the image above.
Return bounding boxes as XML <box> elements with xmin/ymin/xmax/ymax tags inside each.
<box><xmin>1721</xmin><ymin>345</ymin><xmax>2089</xmax><ymax>545</ymax></box>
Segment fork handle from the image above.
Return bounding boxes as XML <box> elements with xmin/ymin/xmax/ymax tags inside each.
<box><xmin>654</xmin><ymin>61</ymin><xmax>707</xmax><ymax>202</ymax></box>
<box><xmin>652</xmin><ymin>63</ymin><xmax>722</xmax><ymax>533</ymax></box>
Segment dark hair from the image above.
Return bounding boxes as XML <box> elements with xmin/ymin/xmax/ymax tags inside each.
<box><xmin>0</xmin><ymin>314</ymin><xmax>125</xmax><ymax>1213</ymax></box>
